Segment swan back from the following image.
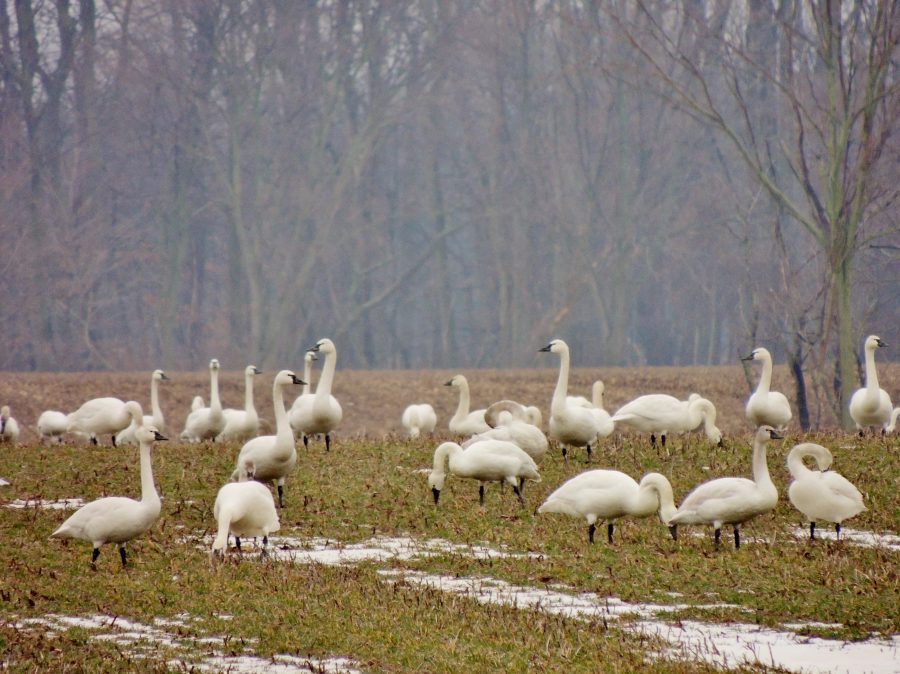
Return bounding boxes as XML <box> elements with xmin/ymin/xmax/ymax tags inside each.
<box><xmin>787</xmin><ymin>443</ymin><xmax>865</xmax><ymax>526</ymax></box>
<box><xmin>402</xmin><ymin>403</ymin><xmax>437</xmax><ymax>438</ymax></box>
<box><xmin>428</xmin><ymin>439</ymin><xmax>540</xmax><ymax>500</ymax></box>
<box><xmin>212</xmin><ymin>477</ymin><xmax>280</xmax><ymax>554</ymax></box>
<box><xmin>38</xmin><ymin>410</ymin><xmax>69</xmax><ymax>440</ymax></box>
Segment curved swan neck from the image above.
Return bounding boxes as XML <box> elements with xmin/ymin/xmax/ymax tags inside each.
<box><xmin>453</xmin><ymin>379</ymin><xmax>471</xmax><ymax>420</ymax></box>
<box><xmin>317</xmin><ymin>350</ymin><xmax>337</xmax><ymax>398</ymax></box>
<box><xmin>552</xmin><ymin>347</ymin><xmax>570</xmax><ymax>411</ymax></box>
<box><xmin>864</xmin><ymin>343</ymin><xmax>880</xmax><ymax>393</ymax></box>
<box><xmin>752</xmin><ymin>435</ymin><xmax>774</xmax><ymax>487</ymax></box>
<box><xmin>638</xmin><ymin>474</ymin><xmax>676</xmax><ymax>521</ymax></box>
<box><xmin>244</xmin><ymin>371</ymin><xmax>255</xmax><ymax>412</ymax></box>
<box><xmin>213</xmin><ymin>505</ymin><xmax>232</xmax><ymax>551</ymax></box>
<box><xmin>786</xmin><ymin>447</ymin><xmax>816</xmax><ymax>479</ymax></box>
<box><xmin>432</xmin><ymin>442</ymin><xmax>458</xmax><ymax>474</ymax></box>
<box><xmin>138</xmin><ymin>441</ymin><xmax>159</xmax><ymax>506</ymax></box>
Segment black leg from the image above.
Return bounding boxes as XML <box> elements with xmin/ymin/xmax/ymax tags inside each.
<box><xmin>714</xmin><ymin>528</ymin><xmax>721</xmax><ymax>548</ymax></box>
<box><xmin>586</xmin><ymin>443</ymin><xmax>592</xmax><ymax>461</ymax></box>
<box><xmin>277</xmin><ymin>484</ymin><xmax>284</xmax><ymax>508</ymax></box>
<box><xmin>733</xmin><ymin>526</ymin><xmax>740</xmax><ymax>549</ymax></box>
<box><xmin>431</xmin><ymin>487</ymin><xmax>440</xmax><ymax>504</ymax></box>
<box><xmin>325</xmin><ymin>433</ymin><xmax>331</xmax><ymax>451</ymax></box>
<box><xmin>513</xmin><ymin>483</ymin><xmax>524</xmax><ymax>505</ymax></box>
<box><xmin>607</xmin><ymin>522</ymin><xmax>614</xmax><ymax>544</ymax></box>
<box><xmin>235</xmin><ymin>536</ymin><xmax>242</xmax><ymax>551</ymax></box>
<box><xmin>112</xmin><ymin>435</ymin><xmax>117</xmax><ymax>448</ymax></box>
<box><xmin>669</xmin><ymin>525</ymin><xmax>678</xmax><ymax>541</ymax></box>
<box><xmin>835</xmin><ymin>522</ymin><xmax>841</xmax><ymax>539</ymax></box>
<box><xmin>478</xmin><ymin>484</ymin><xmax>485</xmax><ymax>505</ymax></box>
<box><xmin>91</xmin><ymin>436</ymin><xmax>98</xmax><ymax>446</ymax></box>
<box><xmin>588</xmin><ymin>523</ymin><xmax>596</xmax><ymax>544</ymax></box>
<box><xmin>661</xmin><ymin>434</ymin><xmax>667</xmax><ymax>448</ymax></box>
<box><xmin>91</xmin><ymin>547</ymin><xmax>101</xmax><ymax>569</ymax></box>
<box><xmin>810</xmin><ymin>522</ymin><xmax>816</xmax><ymax>540</ymax></box>
<box><xmin>119</xmin><ymin>545</ymin><xmax>127</xmax><ymax>567</ymax></box>
<box><xmin>263</xmin><ymin>535</ymin><xmax>268</xmax><ymax>547</ymax></box>
<box><xmin>303</xmin><ymin>435</ymin><xmax>309</xmax><ymax>449</ymax></box>
<box><xmin>561</xmin><ymin>446</ymin><xmax>568</xmax><ymax>462</ymax></box>
<box><xmin>650</xmin><ymin>434</ymin><xmax>657</xmax><ymax>448</ymax></box>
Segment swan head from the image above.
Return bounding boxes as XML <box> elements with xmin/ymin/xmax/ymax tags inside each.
<box><xmin>756</xmin><ymin>425</ymin><xmax>783</xmax><ymax>442</ymax></box>
<box><xmin>445</xmin><ymin>374</ymin><xmax>467</xmax><ymax>388</ymax></box>
<box><xmin>274</xmin><ymin>370</ymin><xmax>306</xmax><ymax>388</ymax></box>
<box><xmin>865</xmin><ymin>335</ymin><xmax>887</xmax><ymax>351</ymax></box>
<box><xmin>235</xmin><ymin>458</ymin><xmax>256</xmax><ymax>481</ymax></box>
<box><xmin>124</xmin><ymin>400</ymin><xmax>144</xmax><ymax>425</ymax></box>
<box><xmin>427</xmin><ymin>471</ymin><xmax>446</xmax><ymax>501</ymax></box>
<box><xmin>310</xmin><ymin>338</ymin><xmax>336</xmax><ymax>355</ymax></box>
<box><xmin>525</xmin><ymin>406</ymin><xmax>543</xmax><ymax>427</ymax></box>
<box><xmin>0</xmin><ymin>405</ymin><xmax>9</xmax><ymax>419</ymax></box>
<box><xmin>539</xmin><ymin>339</ymin><xmax>568</xmax><ymax>355</ymax></box>
<box><xmin>135</xmin><ymin>423</ymin><xmax>167</xmax><ymax>445</ymax></box>
<box><xmin>245</xmin><ymin>365</ymin><xmax>261</xmax><ymax>376</ymax></box>
<box><xmin>304</xmin><ymin>350</ymin><xmax>318</xmax><ymax>364</ymax></box>
<box><xmin>741</xmin><ymin>347</ymin><xmax>771</xmax><ymax>362</ymax></box>
<box><xmin>152</xmin><ymin>369</ymin><xmax>170</xmax><ymax>381</ymax></box>
<box><xmin>209</xmin><ymin>358</ymin><xmax>221</xmax><ymax>371</ymax></box>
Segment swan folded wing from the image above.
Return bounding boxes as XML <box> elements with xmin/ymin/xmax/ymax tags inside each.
<box><xmin>671</xmin><ymin>478</ymin><xmax>756</xmax><ymax>522</ymax></box>
<box><xmin>53</xmin><ymin>497</ymin><xmax>157</xmax><ymax>543</ymax></box>
<box><xmin>821</xmin><ymin>473</ymin><xmax>865</xmax><ymax>507</ymax></box>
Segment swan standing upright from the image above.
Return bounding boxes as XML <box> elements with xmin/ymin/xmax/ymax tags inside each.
<box><xmin>217</xmin><ymin>365</ymin><xmax>262</xmax><ymax>442</ymax></box>
<box><xmin>742</xmin><ymin>347</ymin><xmax>792</xmax><ymax>430</ymax></box>
<box><xmin>786</xmin><ymin>443</ymin><xmax>865</xmax><ymax>540</ymax></box>
<box><xmin>0</xmin><ymin>405</ymin><xmax>20</xmax><ymax>444</ymax></box>
<box><xmin>540</xmin><ymin>340</ymin><xmax>614</xmax><ymax>461</ymax></box>
<box><xmin>212</xmin><ymin>459</ymin><xmax>280</xmax><ymax>557</ymax></box>
<box><xmin>612</xmin><ymin>393</ymin><xmax>722</xmax><ymax>450</ymax></box>
<box><xmin>52</xmin><ymin>411</ymin><xmax>166</xmax><ymax>568</ymax></box>
<box><xmin>288</xmin><ymin>351</ymin><xmax>317</xmax><ymax>439</ymax></box>
<box><xmin>290</xmin><ymin>339</ymin><xmax>342</xmax><ymax>450</ymax></box>
<box><xmin>231</xmin><ymin>370</ymin><xmax>304</xmax><ymax>508</ymax></box>
<box><xmin>848</xmin><ymin>335</ymin><xmax>893</xmax><ymax>434</ymax></box>
<box><xmin>67</xmin><ymin>397</ymin><xmax>135</xmax><ymax>446</ymax></box>
<box><xmin>116</xmin><ymin>369</ymin><xmax>170</xmax><ymax>445</ymax></box>
<box><xmin>428</xmin><ymin>439</ymin><xmax>540</xmax><ymax>505</ymax></box>
<box><xmin>538</xmin><ymin>470</ymin><xmax>677</xmax><ymax>543</ymax></box>
<box><xmin>445</xmin><ymin>375</ymin><xmax>490</xmax><ymax>436</ymax></box>
<box><xmin>401</xmin><ymin>404</ymin><xmax>438</xmax><ymax>438</ymax></box>
<box><xmin>181</xmin><ymin>359</ymin><xmax>225</xmax><ymax>442</ymax></box>
<box><xmin>669</xmin><ymin>425</ymin><xmax>782</xmax><ymax>549</ymax></box>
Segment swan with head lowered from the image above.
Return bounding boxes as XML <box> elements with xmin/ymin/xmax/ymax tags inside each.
<box><xmin>742</xmin><ymin>347</ymin><xmax>792</xmax><ymax>430</ymax></box>
<box><xmin>466</xmin><ymin>410</ymin><xmax>548</xmax><ymax>463</ymax></box>
<box><xmin>612</xmin><ymin>393</ymin><xmax>722</xmax><ymax>451</ymax></box>
<box><xmin>217</xmin><ymin>365</ymin><xmax>261</xmax><ymax>442</ymax></box>
<box><xmin>212</xmin><ymin>459</ymin><xmax>280</xmax><ymax>558</ymax></box>
<box><xmin>401</xmin><ymin>403</ymin><xmax>437</xmax><ymax>438</ymax></box>
<box><xmin>787</xmin><ymin>443</ymin><xmax>865</xmax><ymax>540</ymax></box>
<box><xmin>445</xmin><ymin>374</ymin><xmax>490</xmax><ymax>436</ymax></box>
<box><xmin>668</xmin><ymin>425</ymin><xmax>782</xmax><ymax>549</ymax></box>
<box><xmin>848</xmin><ymin>335</ymin><xmax>893</xmax><ymax>435</ymax></box>
<box><xmin>52</xmin><ymin>406</ymin><xmax>166</xmax><ymax>569</ymax></box>
<box><xmin>231</xmin><ymin>369</ymin><xmax>304</xmax><ymax>508</ymax></box>
<box><xmin>38</xmin><ymin>410</ymin><xmax>69</xmax><ymax>443</ymax></box>
<box><xmin>428</xmin><ymin>439</ymin><xmax>540</xmax><ymax>506</ymax></box>
<box><xmin>181</xmin><ymin>359</ymin><xmax>225</xmax><ymax>442</ymax></box>
<box><xmin>116</xmin><ymin>369</ymin><xmax>170</xmax><ymax>445</ymax></box>
<box><xmin>538</xmin><ymin>470</ymin><xmax>677</xmax><ymax>544</ymax></box>
<box><xmin>1</xmin><ymin>405</ymin><xmax>20</xmax><ymax>444</ymax></box>
<box><xmin>484</xmin><ymin>400</ymin><xmax>543</xmax><ymax>429</ymax></box>
<box><xmin>540</xmin><ymin>340</ymin><xmax>614</xmax><ymax>461</ymax></box>
<box><xmin>67</xmin><ymin>397</ymin><xmax>135</xmax><ymax>446</ymax></box>
<box><xmin>289</xmin><ymin>339</ymin><xmax>342</xmax><ymax>450</ymax></box>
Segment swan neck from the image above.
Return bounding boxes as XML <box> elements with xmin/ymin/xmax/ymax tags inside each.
<box><xmin>316</xmin><ymin>351</ymin><xmax>336</xmax><ymax>398</ymax></box>
<box><xmin>864</xmin><ymin>345</ymin><xmax>879</xmax><ymax>392</ymax></box>
<box><xmin>638</xmin><ymin>475</ymin><xmax>676</xmax><ymax>521</ymax></box>
<box><xmin>752</xmin><ymin>436</ymin><xmax>773</xmax><ymax>487</ymax></box>
<box><xmin>244</xmin><ymin>371</ymin><xmax>255</xmax><ymax>412</ymax></box>
<box><xmin>213</xmin><ymin>505</ymin><xmax>232</xmax><ymax>551</ymax></box>
<box><xmin>302</xmin><ymin>360</ymin><xmax>313</xmax><ymax>395</ymax></box>
<box><xmin>786</xmin><ymin>448</ymin><xmax>814</xmax><ymax>479</ymax></box>
<box><xmin>757</xmin><ymin>354</ymin><xmax>773</xmax><ymax>393</ymax></box>
<box><xmin>210</xmin><ymin>367</ymin><xmax>221</xmax><ymax>413</ymax></box>
<box><xmin>139</xmin><ymin>441</ymin><xmax>159</xmax><ymax>506</ymax></box>
<box><xmin>273</xmin><ymin>381</ymin><xmax>290</xmax><ymax>442</ymax></box>
<box><xmin>552</xmin><ymin>349</ymin><xmax>570</xmax><ymax>411</ymax></box>
<box><xmin>432</xmin><ymin>443</ymin><xmax>456</xmax><ymax>474</ymax></box>
<box><xmin>150</xmin><ymin>376</ymin><xmax>161</xmax><ymax>420</ymax></box>
<box><xmin>453</xmin><ymin>380</ymin><xmax>471</xmax><ymax>421</ymax></box>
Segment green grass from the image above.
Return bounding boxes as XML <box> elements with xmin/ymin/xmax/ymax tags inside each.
<box><xmin>0</xmin><ymin>429</ymin><xmax>897</xmax><ymax>672</ymax></box>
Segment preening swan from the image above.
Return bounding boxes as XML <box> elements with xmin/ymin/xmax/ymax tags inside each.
<box><xmin>231</xmin><ymin>370</ymin><xmax>304</xmax><ymax>508</ymax></box>
<box><xmin>181</xmin><ymin>359</ymin><xmax>225</xmax><ymax>442</ymax></box>
<box><xmin>484</xmin><ymin>400</ymin><xmax>543</xmax><ymax>428</ymax></box>
<box><xmin>116</xmin><ymin>369</ymin><xmax>170</xmax><ymax>445</ymax></box>
<box><xmin>51</xmin><ymin>418</ymin><xmax>166</xmax><ymax>568</ymax></box>
<box><xmin>848</xmin><ymin>335</ymin><xmax>893</xmax><ymax>434</ymax></box>
<box><xmin>401</xmin><ymin>403</ymin><xmax>437</xmax><ymax>438</ymax></box>
<box><xmin>37</xmin><ymin>410</ymin><xmax>69</xmax><ymax>443</ymax></box>
<box><xmin>466</xmin><ymin>410</ymin><xmax>548</xmax><ymax>462</ymax></box>
<box><xmin>428</xmin><ymin>439</ymin><xmax>540</xmax><ymax>506</ymax></box>
<box><xmin>67</xmin><ymin>397</ymin><xmax>135</xmax><ymax>446</ymax></box>
<box><xmin>742</xmin><ymin>347</ymin><xmax>792</xmax><ymax>430</ymax></box>
<box><xmin>0</xmin><ymin>405</ymin><xmax>20</xmax><ymax>444</ymax></box>
<box><xmin>612</xmin><ymin>393</ymin><xmax>722</xmax><ymax>450</ymax></box>
<box><xmin>217</xmin><ymin>365</ymin><xmax>262</xmax><ymax>442</ymax></box>
<box><xmin>538</xmin><ymin>470</ymin><xmax>677</xmax><ymax>543</ymax></box>
<box><xmin>289</xmin><ymin>339</ymin><xmax>342</xmax><ymax>450</ymax></box>
<box><xmin>445</xmin><ymin>374</ymin><xmax>490</xmax><ymax>436</ymax></box>
<box><xmin>212</xmin><ymin>459</ymin><xmax>280</xmax><ymax>558</ymax></box>
<box><xmin>669</xmin><ymin>425</ymin><xmax>782</xmax><ymax>549</ymax></box>
<box><xmin>540</xmin><ymin>340</ymin><xmax>614</xmax><ymax>461</ymax></box>
<box><xmin>787</xmin><ymin>443</ymin><xmax>865</xmax><ymax>540</ymax></box>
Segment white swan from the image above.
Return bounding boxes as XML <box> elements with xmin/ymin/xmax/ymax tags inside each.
<box><xmin>212</xmin><ymin>459</ymin><xmax>280</xmax><ymax>557</ymax></box>
<box><xmin>538</xmin><ymin>470</ymin><xmax>677</xmax><ymax>543</ymax></box>
<box><xmin>67</xmin><ymin>397</ymin><xmax>134</xmax><ymax>446</ymax></box>
<box><xmin>742</xmin><ymin>347</ymin><xmax>792</xmax><ymax>430</ymax></box>
<box><xmin>567</xmin><ymin>381</ymin><xmax>607</xmax><ymax>410</ymax></box>
<box><xmin>848</xmin><ymin>335</ymin><xmax>893</xmax><ymax>434</ymax></box>
<box><xmin>51</xmin><ymin>416</ymin><xmax>165</xmax><ymax>568</ymax></box>
<box><xmin>181</xmin><ymin>359</ymin><xmax>225</xmax><ymax>442</ymax></box>
<box><xmin>669</xmin><ymin>425</ymin><xmax>782</xmax><ymax>549</ymax></box>
<box><xmin>401</xmin><ymin>403</ymin><xmax>437</xmax><ymax>438</ymax></box>
<box><xmin>231</xmin><ymin>369</ymin><xmax>304</xmax><ymax>508</ymax></box>
<box><xmin>484</xmin><ymin>400</ymin><xmax>543</xmax><ymax>428</ymax></box>
<box><xmin>190</xmin><ymin>395</ymin><xmax>204</xmax><ymax>412</ymax></box>
<box><xmin>116</xmin><ymin>369</ymin><xmax>170</xmax><ymax>445</ymax></box>
<box><xmin>612</xmin><ymin>393</ymin><xmax>722</xmax><ymax>450</ymax></box>
<box><xmin>787</xmin><ymin>443</ymin><xmax>866</xmax><ymax>540</ymax></box>
<box><xmin>428</xmin><ymin>439</ymin><xmax>541</xmax><ymax>505</ymax></box>
<box><xmin>37</xmin><ymin>410</ymin><xmax>69</xmax><ymax>443</ymax></box>
<box><xmin>445</xmin><ymin>374</ymin><xmax>490</xmax><ymax>436</ymax></box>
<box><xmin>301</xmin><ymin>350</ymin><xmax>317</xmax><ymax>395</ymax></box>
<box><xmin>1</xmin><ymin>405</ymin><xmax>20</xmax><ymax>444</ymax></box>
<box><xmin>288</xmin><ymin>351</ymin><xmax>317</xmax><ymax>439</ymax></box>
<box><xmin>888</xmin><ymin>407</ymin><xmax>900</xmax><ymax>434</ymax></box>
<box><xmin>217</xmin><ymin>365</ymin><xmax>261</xmax><ymax>442</ymax></box>
<box><xmin>466</xmin><ymin>411</ymin><xmax>548</xmax><ymax>462</ymax></box>
<box><xmin>540</xmin><ymin>340</ymin><xmax>614</xmax><ymax>461</ymax></box>
<box><xmin>290</xmin><ymin>338</ymin><xmax>342</xmax><ymax>450</ymax></box>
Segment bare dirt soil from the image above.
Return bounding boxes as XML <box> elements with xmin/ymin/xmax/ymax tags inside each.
<box><xmin>1</xmin><ymin>362</ymin><xmax>898</xmax><ymax>443</ymax></box>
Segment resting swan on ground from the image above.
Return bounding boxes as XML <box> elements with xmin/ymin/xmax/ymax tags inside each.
<box><xmin>668</xmin><ymin>425</ymin><xmax>782</xmax><ymax>549</ymax></box>
<box><xmin>538</xmin><ymin>470</ymin><xmax>677</xmax><ymax>544</ymax></box>
<box><xmin>289</xmin><ymin>339</ymin><xmax>342</xmax><ymax>450</ymax></box>
<box><xmin>445</xmin><ymin>374</ymin><xmax>490</xmax><ymax>436</ymax></box>
<box><xmin>116</xmin><ymin>369</ymin><xmax>170</xmax><ymax>445</ymax></box>
<box><xmin>484</xmin><ymin>400</ymin><xmax>542</xmax><ymax>428</ymax></box>
<box><xmin>231</xmin><ymin>370</ymin><xmax>304</xmax><ymax>508</ymax></box>
<box><xmin>401</xmin><ymin>403</ymin><xmax>437</xmax><ymax>438</ymax></box>
<box><xmin>786</xmin><ymin>443</ymin><xmax>865</xmax><ymax>540</ymax></box>
<box><xmin>217</xmin><ymin>365</ymin><xmax>261</xmax><ymax>442</ymax></box>
<box><xmin>848</xmin><ymin>335</ymin><xmax>893</xmax><ymax>435</ymax></box>
<box><xmin>742</xmin><ymin>347</ymin><xmax>792</xmax><ymax>430</ymax></box>
<box><xmin>612</xmin><ymin>393</ymin><xmax>722</xmax><ymax>451</ymax></box>
<box><xmin>212</xmin><ymin>459</ymin><xmax>280</xmax><ymax>558</ymax></box>
<box><xmin>67</xmin><ymin>397</ymin><xmax>135</xmax><ymax>446</ymax></box>
<box><xmin>428</xmin><ymin>439</ymin><xmax>540</xmax><ymax>506</ymax></box>
<box><xmin>181</xmin><ymin>359</ymin><xmax>225</xmax><ymax>442</ymax></box>
<box><xmin>466</xmin><ymin>410</ymin><xmax>548</xmax><ymax>462</ymax></box>
<box><xmin>52</xmin><ymin>408</ymin><xmax>165</xmax><ymax>569</ymax></box>
<box><xmin>38</xmin><ymin>410</ymin><xmax>69</xmax><ymax>443</ymax></box>
<box><xmin>1</xmin><ymin>405</ymin><xmax>20</xmax><ymax>444</ymax></box>
<box><xmin>540</xmin><ymin>339</ymin><xmax>614</xmax><ymax>461</ymax></box>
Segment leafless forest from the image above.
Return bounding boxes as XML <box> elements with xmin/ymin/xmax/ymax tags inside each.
<box><xmin>0</xmin><ymin>2</ymin><xmax>897</xmax><ymax>427</ymax></box>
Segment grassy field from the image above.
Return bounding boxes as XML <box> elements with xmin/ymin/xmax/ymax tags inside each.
<box><xmin>0</xmin><ymin>367</ymin><xmax>898</xmax><ymax>672</ymax></box>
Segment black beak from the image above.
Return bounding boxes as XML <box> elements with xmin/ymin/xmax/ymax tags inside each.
<box><xmin>539</xmin><ymin>344</ymin><xmax>552</xmax><ymax>352</ymax></box>
<box><xmin>444</xmin><ymin>380</ymin><xmax>453</xmax><ymax>386</ymax></box>
<box><xmin>154</xmin><ymin>431</ymin><xmax>168</xmax><ymax>441</ymax></box>
<box><xmin>876</xmin><ymin>339</ymin><xmax>887</xmax><ymax>347</ymax></box>
<box><xmin>253</xmin><ymin>367</ymin><xmax>262</xmax><ymax>374</ymax></box>
<box><xmin>431</xmin><ymin>487</ymin><xmax>440</xmax><ymax>504</ymax></box>
<box><xmin>161</xmin><ymin>373</ymin><xmax>171</xmax><ymax>380</ymax></box>
<box><xmin>291</xmin><ymin>375</ymin><xmax>307</xmax><ymax>386</ymax></box>
<box><xmin>769</xmin><ymin>429</ymin><xmax>784</xmax><ymax>440</ymax></box>
<box><xmin>309</xmin><ymin>344</ymin><xmax>321</xmax><ymax>353</ymax></box>
<box><xmin>740</xmin><ymin>353</ymin><xmax>754</xmax><ymax>361</ymax></box>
